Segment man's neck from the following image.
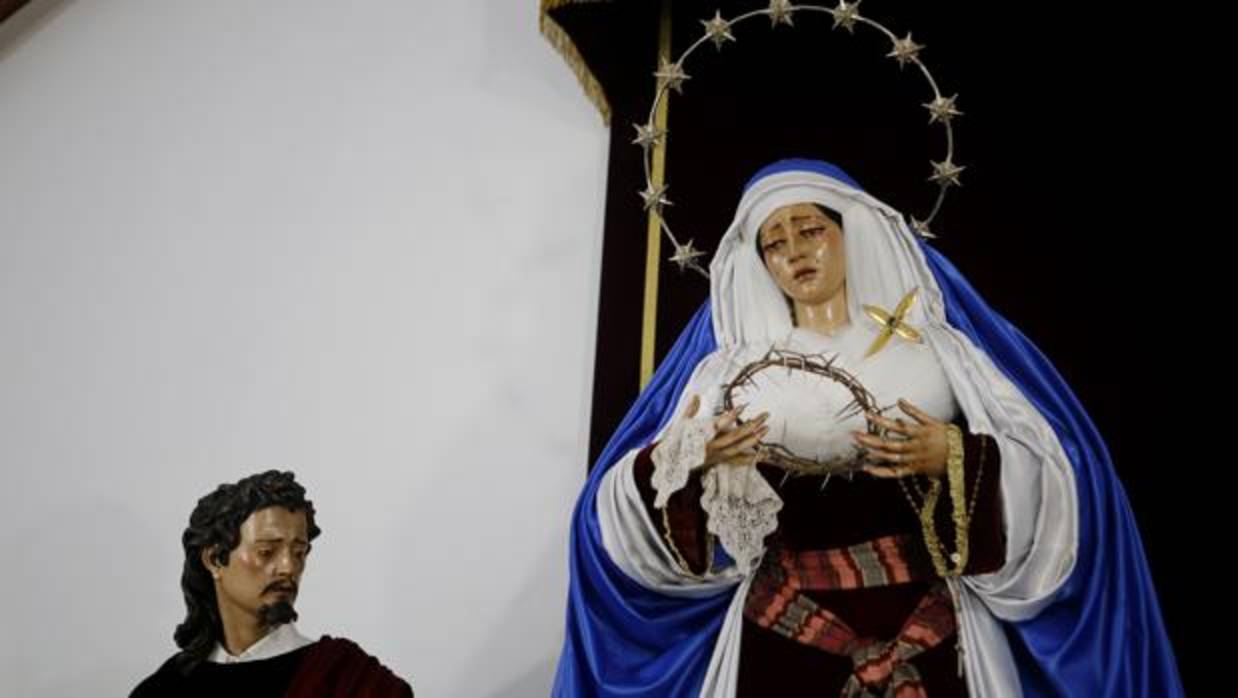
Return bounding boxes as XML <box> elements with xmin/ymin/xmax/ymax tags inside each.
<box><xmin>219</xmin><ymin>610</ymin><xmax>272</xmax><ymax>657</ymax></box>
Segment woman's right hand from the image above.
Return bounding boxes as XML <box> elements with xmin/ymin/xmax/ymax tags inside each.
<box><xmin>680</xmin><ymin>395</ymin><xmax>770</xmax><ymax>469</ymax></box>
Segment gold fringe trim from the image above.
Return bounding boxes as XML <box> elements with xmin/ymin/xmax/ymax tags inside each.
<box><xmin>539</xmin><ymin>0</ymin><xmax>614</xmax><ymax>124</ymax></box>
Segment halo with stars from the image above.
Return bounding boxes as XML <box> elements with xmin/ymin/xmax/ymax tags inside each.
<box><xmin>634</xmin><ymin>0</ymin><xmax>965</xmax><ymax>278</ymax></box>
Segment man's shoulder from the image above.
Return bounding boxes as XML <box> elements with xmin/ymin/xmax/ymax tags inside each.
<box><xmin>129</xmin><ymin>653</ymin><xmax>187</xmax><ymax>697</ymax></box>
<box><xmin>305</xmin><ymin>635</ymin><xmax>383</xmax><ymax>662</ymax></box>
<box><xmin>292</xmin><ymin>636</ymin><xmax>413</xmax><ymax>697</ymax></box>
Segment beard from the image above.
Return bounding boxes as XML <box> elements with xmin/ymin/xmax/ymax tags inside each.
<box><xmin>257</xmin><ymin>599</ymin><xmax>298</xmax><ymax>629</ymax></box>
<box><xmin>256</xmin><ymin>580</ymin><xmax>299</xmax><ymax>629</ymax></box>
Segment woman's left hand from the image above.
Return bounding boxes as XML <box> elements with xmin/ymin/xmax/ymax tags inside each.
<box><xmin>851</xmin><ymin>399</ymin><xmax>949</xmax><ymax>478</ymax></box>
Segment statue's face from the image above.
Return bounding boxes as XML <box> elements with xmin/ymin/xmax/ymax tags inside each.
<box><xmin>205</xmin><ymin>506</ymin><xmax>311</xmax><ymax>624</ymax></box>
<box><xmin>758</xmin><ymin>202</ymin><xmax>846</xmax><ymax>306</ymax></box>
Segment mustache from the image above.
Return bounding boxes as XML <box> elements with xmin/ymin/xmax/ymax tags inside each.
<box><xmin>263</xmin><ymin>580</ymin><xmax>298</xmax><ymax>595</ymax></box>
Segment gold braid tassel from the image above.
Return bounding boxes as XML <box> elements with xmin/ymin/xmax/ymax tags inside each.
<box><xmin>920</xmin><ymin>424</ymin><xmax>970</xmax><ymax>577</ymax></box>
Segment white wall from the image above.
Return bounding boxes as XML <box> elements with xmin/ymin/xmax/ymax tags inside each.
<box><xmin>0</xmin><ymin>2</ymin><xmax>606</xmax><ymax>695</ymax></box>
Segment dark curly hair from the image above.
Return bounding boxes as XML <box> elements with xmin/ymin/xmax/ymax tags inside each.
<box><xmin>172</xmin><ymin>470</ymin><xmax>321</xmax><ymax>672</ymax></box>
